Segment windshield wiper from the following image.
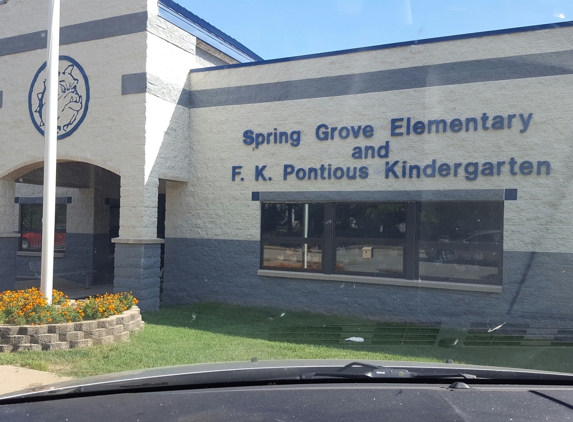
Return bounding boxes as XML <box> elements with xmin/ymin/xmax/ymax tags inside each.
<box><xmin>300</xmin><ymin>362</ymin><xmax>478</xmax><ymax>381</ymax></box>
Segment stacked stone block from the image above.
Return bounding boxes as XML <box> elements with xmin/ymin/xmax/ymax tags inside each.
<box><xmin>0</xmin><ymin>306</ymin><xmax>142</xmax><ymax>353</ymax></box>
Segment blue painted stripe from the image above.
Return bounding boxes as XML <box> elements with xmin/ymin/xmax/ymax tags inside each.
<box><xmin>190</xmin><ymin>20</ymin><xmax>573</xmax><ymax>73</ymax></box>
<box><xmin>16</xmin><ymin>197</ymin><xmax>70</xmax><ymax>205</ymax></box>
<box><xmin>188</xmin><ymin>49</ymin><xmax>573</xmax><ymax>108</ymax></box>
<box><xmin>122</xmin><ymin>73</ymin><xmax>147</xmax><ymax>95</ymax></box>
<box><xmin>0</xmin><ymin>12</ymin><xmax>147</xmax><ymax>58</ymax></box>
<box><xmin>259</xmin><ymin>190</ymin><xmax>504</xmax><ymax>203</ymax></box>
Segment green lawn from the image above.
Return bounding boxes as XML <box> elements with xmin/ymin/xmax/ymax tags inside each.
<box><xmin>0</xmin><ymin>302</ymin><xmax>572</xmax><ymax>378</ymax></box>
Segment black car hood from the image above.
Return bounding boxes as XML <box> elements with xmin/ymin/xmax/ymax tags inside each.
<box><xmin>2</xmin><ymin>359</ymin><xmax>573</xmax><ymax>400</ymax></box>
<box><xmin>2</xmin><ymin>361</ymin><xmax>573</xmax><ymax>421</ymax></box>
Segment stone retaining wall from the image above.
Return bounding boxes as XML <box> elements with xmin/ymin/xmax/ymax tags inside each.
<box><xmin>0</xmin><ymin>306</ymin><xmax>143</xmax><ymax>352</ymax></box>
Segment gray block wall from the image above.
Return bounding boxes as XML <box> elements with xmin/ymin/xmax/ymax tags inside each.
<box><xmin>162</xmin><ymin>238</ymin><xmax>573</xmax><ymax>328</ymax></box>
<box><xmin>113</xmin><ymin>243</ymin><xmax>161</xmax><ymax>312</ymax></box>
<box><xmin>0</xmin><ymin>237</ymin><xmax>17</xmax><ymax>291</ymax></box>
<box><xmin>92</xmin><ymin>233</ymin><xmax>114</xmax><ymax>284</ymax></box>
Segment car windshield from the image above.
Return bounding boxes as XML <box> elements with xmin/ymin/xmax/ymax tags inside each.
<box><xmin>1</xmin><ymin>0</ymin><xmax>573</xmax><ymax>391</ymax></box>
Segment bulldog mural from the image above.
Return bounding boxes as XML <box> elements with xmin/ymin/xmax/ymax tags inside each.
<box><xmin>28</xmin><ymin>56</ymin><xmax>90</xmax><ymax>140</ymax></box>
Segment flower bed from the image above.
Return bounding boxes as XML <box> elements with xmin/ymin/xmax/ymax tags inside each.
<box><xmin>0</xmin><ymin>288</ymin><xmax>143</xmax><ymax>353</ymax></box>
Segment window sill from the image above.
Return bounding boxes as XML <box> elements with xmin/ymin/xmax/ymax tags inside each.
<box><xmin>17</xmin><ymin>251</ymin><xmax>66</xmax><ymax>258</ymax></box>
<box><xmin>257</xmin><ymin>269</ymin><xmax>502</xmax><ymax>293</ymax></box>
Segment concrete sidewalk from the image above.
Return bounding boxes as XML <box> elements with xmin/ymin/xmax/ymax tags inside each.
<box><xmin>0</xmin><ymin>365</ymin><xmax>73</xmax><ymax>395</ymax></box>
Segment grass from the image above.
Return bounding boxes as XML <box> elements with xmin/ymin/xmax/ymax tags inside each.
<box><xmin>1</xmin><ymin>302</ymin><xmax>573</xmax><ymax>378</ymax></box>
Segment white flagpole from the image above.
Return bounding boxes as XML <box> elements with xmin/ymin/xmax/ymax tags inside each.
<box><xmin>40</xmin><ymin>0</ymin><xmax>60</xmax><ymax>304</ymax></box>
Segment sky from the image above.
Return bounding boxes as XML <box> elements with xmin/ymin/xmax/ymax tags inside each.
<box><xmin>173</xmin><ymin>0</ymin><xmax>573</xmax><ymax>60</ymax></box>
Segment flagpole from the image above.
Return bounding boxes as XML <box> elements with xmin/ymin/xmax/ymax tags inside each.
<box><xmin>40</xmin><ymin>0</ymin><xmax>60</xmax><ymax>304</ymax></box>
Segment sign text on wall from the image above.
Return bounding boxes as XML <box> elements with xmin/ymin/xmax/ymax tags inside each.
<box><xmin>232</xmin><ymin>112</ymin><xmax>550</xmax><ymax>182</ymax></box>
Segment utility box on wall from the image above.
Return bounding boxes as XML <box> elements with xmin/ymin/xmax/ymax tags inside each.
<box><xmin>362</xmin><ymin>247</ymin><xmax>373</xmax><ymax>259</ymax></box>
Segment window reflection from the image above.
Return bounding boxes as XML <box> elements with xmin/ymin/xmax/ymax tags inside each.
<box><xmin>261</xmin><ymin>200</ymin><xmax>503</xmax><ymax>285</ymax></box>
<box><xmin>417</xmin><ymin>202</ymin><xmax>503</xmax><ymax>284</ymax></box>
<box><xmin>261</xmin><ymin>203</ymin><xmax>324</xmax><ymax>272</ymax></box>
<box><xmin>19</xmin><ymin>204</ymin><xmax>67</xmax><ymax>252</ymax></box>
<box><xmin>262</xmin><ymin>203</ymin><xmax>324</xmax><ymax>238</ymax></box>
<box><xmin>263</xmin><ymin>243</ymin><xmax>322</xmax><ymax>270</ymax></box>
<box><xmin>418</xmin><ymin>202</ymin><xmax>502</xmax><ymax>242</ymax></box>
<box><xmin>335</xmin><ymin>244</ymin><xmax>403</xmax><ymax>276</ymax></box>
<box><xmin>334</xmin><ymin>203</ymin><xmax>406</xmax><ymax>277</ymax></box>
<box><xmin>335</xmin><ymin>203</ymin><xmax>406</xmax><ymax>239</ymax></box>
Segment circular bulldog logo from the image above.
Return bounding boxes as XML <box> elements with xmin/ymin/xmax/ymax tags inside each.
<box><xmin>28</xmin><ymin>56</ymin><xmax>90</xmax><ymax>140</ymax></box>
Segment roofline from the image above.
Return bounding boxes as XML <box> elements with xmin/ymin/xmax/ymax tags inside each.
<box><xmin>158</xmin><ymin>0</ymin><xmax>262</xmax><ymax>62</ymax></box>
<box><xmin>189</xmin><ymin>19</ymin><xmax>573</xmax><ymax>74</ymax></box>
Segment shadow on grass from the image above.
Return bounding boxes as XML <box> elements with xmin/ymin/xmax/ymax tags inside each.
<box><xmin>142</xmin><ymin>302</ymin><xmax>573</xmax><ymax>374</ymax></box>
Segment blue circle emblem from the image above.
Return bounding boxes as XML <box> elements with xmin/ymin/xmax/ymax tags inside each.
<box><xmin>28</xmin><ymin>56</ymin><xmax>90</xmax><ymax>140</ymax></box>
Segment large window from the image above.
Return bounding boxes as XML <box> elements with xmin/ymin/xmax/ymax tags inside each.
<box><xmin>261</xmin><ymin>201</ymin><xmax>503</xmax><ymax>286</ymax></box>
<box><xmin>19</xmin><ymin>204</ymin><xmax>66</xmax><ymax>252</ymax></box>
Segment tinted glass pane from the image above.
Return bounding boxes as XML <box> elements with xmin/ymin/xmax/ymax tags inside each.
<box><xmin>418</xmin><ymin>202</ymin><xmax>502</xmax><ymax>284</ymax></box>
<box><xmin>21</xmin><ymin>204</ymin><xmax>66</xmax><ymax>231</ymax></box>
<box><xmin>335</xmin><ymin>243</ymin><xmax>403</xmax><ymax>276</ymax></box>
<box><xmin>262</xmin><ymin>203</ymin><xmax>324</xmax><ymax>238</ymax></box>
<box><xmin>335</xmin><ymin>203</ymin><xmax>406</xmax><ymax>239</ymax></box>
<box><xmin>55</xmin><ymin>204</ymin><xmax>66</xmax><ymax>230</ymax></box>
<box><xmin>418</xmin><ymin>247</ymin><xmax>501</xmax><ymax>284</ymax></box>
<box><xmin>20</xmin><ymin>204</ymin><xmax>43</xmax><ymax>232</ymax></box>
<box><xmin>304</xmin><ymin>243</ymin><xmax>323</xmax><ymax>270</ymax></box>
<box><xmin>20</xmin><ymin>204</ymin><xmax>66</xmax><ymax>251</ymax></box>
<box><xmin>418</xmin><ymin>202</ymin><xmax>502</xmax><ymax>242</ymax></box>
<box><xmin>262</xmin><ymin>242</ymin><xmax>322</xmax><ymax>270</ymax></box>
